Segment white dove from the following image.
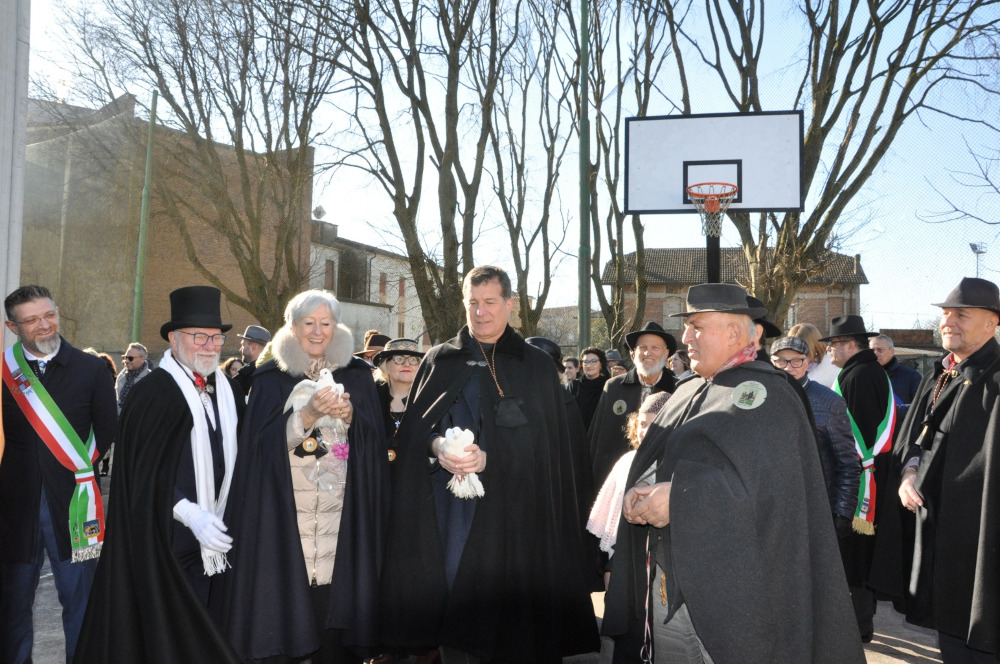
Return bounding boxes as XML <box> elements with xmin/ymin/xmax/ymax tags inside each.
<box><xmin>442</xmin><ymin>427</ymin><xmax>485</xmax><ymax>499</ymax></box>
<box><xmin>284</xmin><ymin>368</ymin><xmax>348</xmax><ymax>437</ymax></box>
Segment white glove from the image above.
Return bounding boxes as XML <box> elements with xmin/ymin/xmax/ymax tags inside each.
<box><xmin>173</xmin><ymin>499</ymin><xmax>233</xmax><ymax>553</ymax></box>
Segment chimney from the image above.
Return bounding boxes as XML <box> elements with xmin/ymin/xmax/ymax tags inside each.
<box><xmin>854</xmin><ymin>254</ymin><xmax>860</xmax><ymax>275</ymax></box>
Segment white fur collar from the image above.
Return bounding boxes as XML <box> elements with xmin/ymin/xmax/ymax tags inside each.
<box><xmin>271</xmin><ymin>322</ymin><xmax>355</xmax><ymax>377</ymax></box>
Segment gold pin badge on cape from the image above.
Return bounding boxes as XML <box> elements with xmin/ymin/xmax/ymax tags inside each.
<box><xmin>302</xmin><ymin>437</ymin><xmax>318</xmax><ymax>453</ymax></box>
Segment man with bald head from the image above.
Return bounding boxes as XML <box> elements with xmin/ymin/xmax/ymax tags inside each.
<box><xmin>890</xmin><ymin>277</ymin><xmax>1000</xmax><ymax>663</ymax></box>
<box><xmin>602</xmin><ymin>283</ymin><xmax>862</xmax><ymax>663</ymax></box>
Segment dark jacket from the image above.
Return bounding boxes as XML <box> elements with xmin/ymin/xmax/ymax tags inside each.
<box><xmin>884</xmin><ymin>356</ymin><xmax>923</xmax><ymax>421</ymax></box>
<box><xmin>803</xmin><ymin>377</ymin><xmax>862</xmax><ymax>520</ymax></box>
<box><xmin>74</xmin><ymin>370</ymin><xmax>242</xmax><ymax>664</ymax></box>
<box><xmin>604</xmin><ymin>361</ymin><xmax>864</xmax><ymax>663</ymax></box>
<box><xmin>588</xmin><ymin>367</ymin><xmax>675</xmax><ymax>491</ymax></box>
<box><xmin>233</xmin><ymin>360</ymin><xmax>257</xmax><ymax>395</ymax></box>
<box><xmin>570</xmin><ymin>374</ymin><xmax>608</xmax><ymax>430</ymax></box>
<box><xmin>380</xmin><ymin>326</ymin><xmax>599</xmax><ymax>660</ymax></box>
<box><xmin>875</xmin><ymin>340</ymin><xmax>1000</xmax><ymax>653</ymax></box>
<box><xmin>835</xmin><ymin>348</ymin><xmax>896</xmax><ymax>585</ymax></box>
<box><xmin>1</xmin><ymin>338</ymin><xmax>117</xmax><ymax>563</ymax></box>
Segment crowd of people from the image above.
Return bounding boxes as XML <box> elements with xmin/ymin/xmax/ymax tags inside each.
<box><xmin>1</xmin><ymin>271</ymin><xmax>998</xmax><ymax>664</ymax></box>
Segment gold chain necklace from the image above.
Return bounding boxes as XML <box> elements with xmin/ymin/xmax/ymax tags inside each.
<box><xmin>475</xmin><ymin>337</ymin><xmax>504</xmax><ymax>397</ymax></box>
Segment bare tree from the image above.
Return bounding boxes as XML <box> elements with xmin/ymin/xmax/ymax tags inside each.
<box><xmin>321</xmin><ymin>0</ymin><xmax>520</xmax><ymax>342</ymax></box>
<box><xmin>53</xmin><ymin>0</ymin><xmax>341</xmax><ymax>331</ymax></box>
<box><xmin>479</xmin><ymin>0</ymin><xmax>579</xmax><ymax>337</ymax></box>
<box><xmin>661</xmin><ymin>0</ymin><xmax>1000</xmax><ymax>325</ymax></box>
<box><xmin>577</xmin><ymin>0</ymin><xmax>676</xmax><ymax>349</ymax></box>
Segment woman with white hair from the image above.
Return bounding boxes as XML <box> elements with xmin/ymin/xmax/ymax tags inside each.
<box><xmin>215</xmin><ymin>289</ymin><xmax>389</xmax><ymax>664</ymax></box>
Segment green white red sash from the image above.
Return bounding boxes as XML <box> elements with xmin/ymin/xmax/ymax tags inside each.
<box><xmin>2</xmin><ymin>342</ymin><xmax>104</xmax><ymax>561</ymax></box>
<box><xmin>834</xmin><ymin>371</ymin><xmax>896</xmax><ymax>535</ymax></box>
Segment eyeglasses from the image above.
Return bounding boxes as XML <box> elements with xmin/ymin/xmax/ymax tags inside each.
<box><xmin>771</xmin><ymin>357</ymin><xmax>807</xmax><ymax>369</ymax></box>
<box><xmin>827</xmin><ymin>339</ymin><xmax>852</xmax><ymax>347</ymax></box>
<box><xmin>581</xmin><ymin>358</ymin><xmax>600</xmax><ymax>365</ymax></box>
<box><xmin>178</xmin><ymin>331</ymin><xmax>227</xmax><ymax>346</ymax></box>
<box><xmin>13</xmin><ymin>310</ymin><xmax>58</xmax><ymax>327</ymax></box>
<box><xmin>390</xmin><ymin>355</ymin><xmax>421</xmax><ymax>366</ymax></box>
<box><xmin>122</xmin><ymin>355</ymin><xmax>141</xmax><ymax>361</ymax></box>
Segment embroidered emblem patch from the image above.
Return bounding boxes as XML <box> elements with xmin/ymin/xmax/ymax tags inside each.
<box><xmin>82</xmin><ymin>520</ymin><xmax>101</xmax><ymax>538</ymax></box>
<box><xmin>612</xmin><ymin>399</ymin><xmax>628</xmax><ymax>415</ymax></box>
<box><xmin>733</xmin><ymin>381</ymin><xmax>767</xmax><ymax>410</ymax></box>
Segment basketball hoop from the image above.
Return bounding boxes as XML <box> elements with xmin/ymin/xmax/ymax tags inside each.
<box><xmin>687</xmin><ymin>182</ymin><xmax>738</xmax><ymax>237</ymax></box>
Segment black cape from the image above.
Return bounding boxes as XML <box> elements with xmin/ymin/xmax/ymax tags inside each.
<box><xmin>74</xmin><ymin>370</ymin><xmax>241</xmax><ymax>663</ymax></box>
<box><xmin>213</xmin><ymin>356</ymin><xmax>389</xmax><ymax>660</ymax></box>
<box><xmin>872</xmin><ymin>340</ymin><xmax>1000</xmax><ymax>654</ymax></box>
<box><xmin>604</xmin><ymin>361</ymin><xmax>864</xmax><ymax>663</ymax></box>
<box><xmin>380</xmin><ymin>326</ymin><xmax>600</xmax><ymax>661</ymax></box>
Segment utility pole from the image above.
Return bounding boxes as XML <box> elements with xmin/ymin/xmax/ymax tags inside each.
<box><xmin>577</xmin><ymin>0</ymin><xmax>591</xmax><ymax>352</ymax></box>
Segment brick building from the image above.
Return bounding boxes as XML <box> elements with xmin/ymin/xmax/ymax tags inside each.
<box><xmin>603</xmin><ymin>247</ymin><xmax>868</xmax><ymax>337</ymax></box>
<box><xmin>20</xmin><ymin>96</ymin><xmax>312</xmax><ymax>359</ymax></box>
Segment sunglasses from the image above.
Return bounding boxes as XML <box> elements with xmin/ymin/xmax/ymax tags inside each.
<box><xmin>122</xmin><ymin>355</ymin><xmax>141</xmax><ymax>361</ymax></box>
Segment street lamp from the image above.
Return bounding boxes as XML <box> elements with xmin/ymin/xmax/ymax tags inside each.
<box><xmin>970</xmin><ymin>242</ymin><xmax>987</xmax><ymax>278</ymax></box>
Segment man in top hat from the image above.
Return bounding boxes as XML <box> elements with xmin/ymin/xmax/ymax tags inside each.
<box><xmin>602</xmin><ymin>283</ymin><xmax>862</xmax><ymax>663</ymax></box>
<box><xmin>75</xmin><ymin>286</ymin><xmax>244</xmax><ymax>662</ymax></box>
<box><xmin>588</xmin><ymin>322</ymin><xmax>677</xmax><ymax>491</ymax></box>
<box><xmin>820</xmin><ymin>313</ymin><xmax>897</xmax><ymax>642</ymax></box>
<box><xmin>234</xmin><ymin>324</ymin><xmax>271</xmax><ymax>395</ymax></box>
<box><xmin>1</xmin><ymin>285</ymin><xmax>117</xmax><ymax>664</ymax></box>
<box><xmin>875</xmin><ymin>277</ymin><xmax>1000</xmax><ymax>663</ymax></box>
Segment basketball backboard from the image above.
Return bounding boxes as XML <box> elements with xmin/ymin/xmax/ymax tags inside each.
<box><xmin>624</xmin><ymin>110</ymin><xmax>803</xmax><ymax>214</ymax></box>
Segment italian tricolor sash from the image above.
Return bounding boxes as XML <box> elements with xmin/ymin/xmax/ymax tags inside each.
<box><xmin>835</xmin><ymin>371</ymin><xmax>896</xmax><ymax>535</ymax></box>
<box><xmin>2</xmin><ymin>343</ymin><xmax>104</xmax><ymax>561</ymax></box>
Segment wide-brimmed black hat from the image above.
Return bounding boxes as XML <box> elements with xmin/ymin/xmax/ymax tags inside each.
<box><xmin>624</xmin><ymin>322</ymin><xmax>678</xmax><ymax>357</ymax></box>
<box><xmin>670</xmin><ymin>283</ymin><xmax>768</xmax><ymax>320</ymax></box>
<box><xmin>525</xmin><ymin>336</ymin><xmax>565</xmax><ymax>372</ymax></box>
<box><xmin>747</xmin><ymin>296</ymin><xmax>782</xmax><ymax>338</ymax></box>
<box><xmin>371</xmin><ymin>338</ymin><xmax>425</xmax><ymax>366</ymax></box>
<box><xmin>160</xmin><ymin>286</ymin><xmax>232</xmax><ymax>341</ymax></box>
<box><xmin>932</xmin><ymin>277</ymin><xmax>1000</xmax><ymax>315</ymax></box>
<box><xmin>819</xmin><ymin>314</ymin><xmax>876</xmax><ymax>342</ymax></box>
<box><xmin>237</xmin><ymin>325</ymin><xmax>272</xmax><ymax>346</ymax></box>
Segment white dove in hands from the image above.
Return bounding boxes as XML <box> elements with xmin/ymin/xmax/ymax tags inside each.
<box><xmin>284</xmin><ymin>368</ymin><xmax>348</xmax><ymax>436</ymax></box>
<box><xmin>442</xmin><ymin>427</ymin><xmax>485</xmax><ymax>499</ymax></box>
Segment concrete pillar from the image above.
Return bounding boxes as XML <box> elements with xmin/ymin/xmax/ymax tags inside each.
<box><xmin>1</xmin><ymin>0</ymin><xmax>29</xmax><ymax>346</ymax></box>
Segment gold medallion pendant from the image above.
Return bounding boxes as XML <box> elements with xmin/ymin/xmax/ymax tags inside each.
<box><xmin>302</xmin><ymin>437</ymin><xmax>319</xmax><ymax>453</ymax></box>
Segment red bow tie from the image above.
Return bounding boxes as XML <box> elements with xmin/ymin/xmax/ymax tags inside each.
<box><xmin>193</xmin><ymin>374</ymin><xmax>207</xmax><ymax>390</ymax></box>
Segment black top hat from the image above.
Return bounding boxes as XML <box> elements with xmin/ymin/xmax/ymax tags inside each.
<box><xmin>670</xmin><ymin>284</ymin><xmax>768</xmax><ymax>320</ymax></box>
<box><xmin>932</xmin><ymin>277</ymin><xmax>1000</xmax><ymax>315</ymax></box>
<box><xmin>624</xmin><ymin>322</ymin><xmax>678</xmax><ymax>357</ymax></box>
<box><xmin>371</xmin><ymin>338</ymin><xmax>425</xmax><ymax>366</ymax></box>
<box><xmin>525</xmin><ymin>336</ymin><xmax>565</xmax><ymax>372</ymax></box>
<box><xmin>237</xmin><ymin>325</ymin><xmax>272</xmax><ymax>346</ymax></box>
<box><xmin>746</xmin><ymin>296</ymin><xmax>782</xmax><ymax>338</ymax></box>
<box><xmin>354</xmin><ymin>333</ymin><xmax>392</xmax><ymax>358</ymax></box>
<box><xmin>819</xmin><ymin>314</ymin><xmax>876</xmax><ymax>342</ymax></box>
<box><xmin>160</xmin><ymin>286</ymin><xmax>232</xmax><ymax>341</ymax></box>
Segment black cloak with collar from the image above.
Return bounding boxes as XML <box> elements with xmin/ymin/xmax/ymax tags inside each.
<box><xmin>588</xmin><ymin>366</ymin><xmax>676</xmax><ymax>492</ymax></box>
<box><xmin>835</xmin><ymin>347</ymin><xmax>895</xmax><ymax>585</ymax></box>
<box><xmin>872</xmin><ymin>339</ymin><xmax>1000</xmax><ymax>654</ymax></box>
<box><xmin>603</xmin><ymin>361</ymin><xmax>864</xmax><ymax>663</ymax></box>
<box><xmin>379</xmin><ymin>325</ymin><xmax>600</xmax><ymax>661</ymax></box>
<box><xmin>212</xmin><ymin>353</ymin><xmax>389</xmax><ymax>660</ymax></box>
<box><xmin>74</xmin><ymin>369</ymin><xmax>242</xmax><ymax>663</ymax></box>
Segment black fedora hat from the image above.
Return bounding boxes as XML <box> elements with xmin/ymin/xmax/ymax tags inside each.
<box><xmin>819</xmin><ymin>314</ymin><xmax>876</xmax><ymax>342</ymax></box>
<box><xmin>746</xmin><ymin>296</ymin><xmax>782</xmax><ymax>338</ymax></box>
<box><xmin>371</xmin><ymin>338</ymin><xmax>425</xmax><ymax>366</ymax></box>
<box><xmin>525</xmin><ymin>336</ymin><xmax>565</xmax><ymax>372</ymax></box>
<box><xmin>160</xmin><ymin>286</ymin><xmax>232</xmax><ymax>341</ymax></box>
<box><xmin>624</xmin><ymin>322</ymin><xmax>678</xmax><ymax>357</ymax></box>
<box><xmin>670</xmin><ymin>283</ymin><xmax>768</xmax><ymax>320</ymax></box>
<box><xmin>932</xmin><ymin>277</ymin><xmax>1000</xmax><ymax>315</ymax></box>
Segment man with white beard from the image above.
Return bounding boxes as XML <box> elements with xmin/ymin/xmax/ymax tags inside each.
<box><xmin>76</xmin><ymin>285</ymin><xmax>244</xmax><ymax>662</ymax></box>
<box><xmin>589</xmin><ymin>321</ymin><xmax>677</xmax><ymax>491</ymax></box>
<box><xmin>1</xmin><ymin>285</ymin><xmax>117</xmax><ymax>663</ymax></box>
